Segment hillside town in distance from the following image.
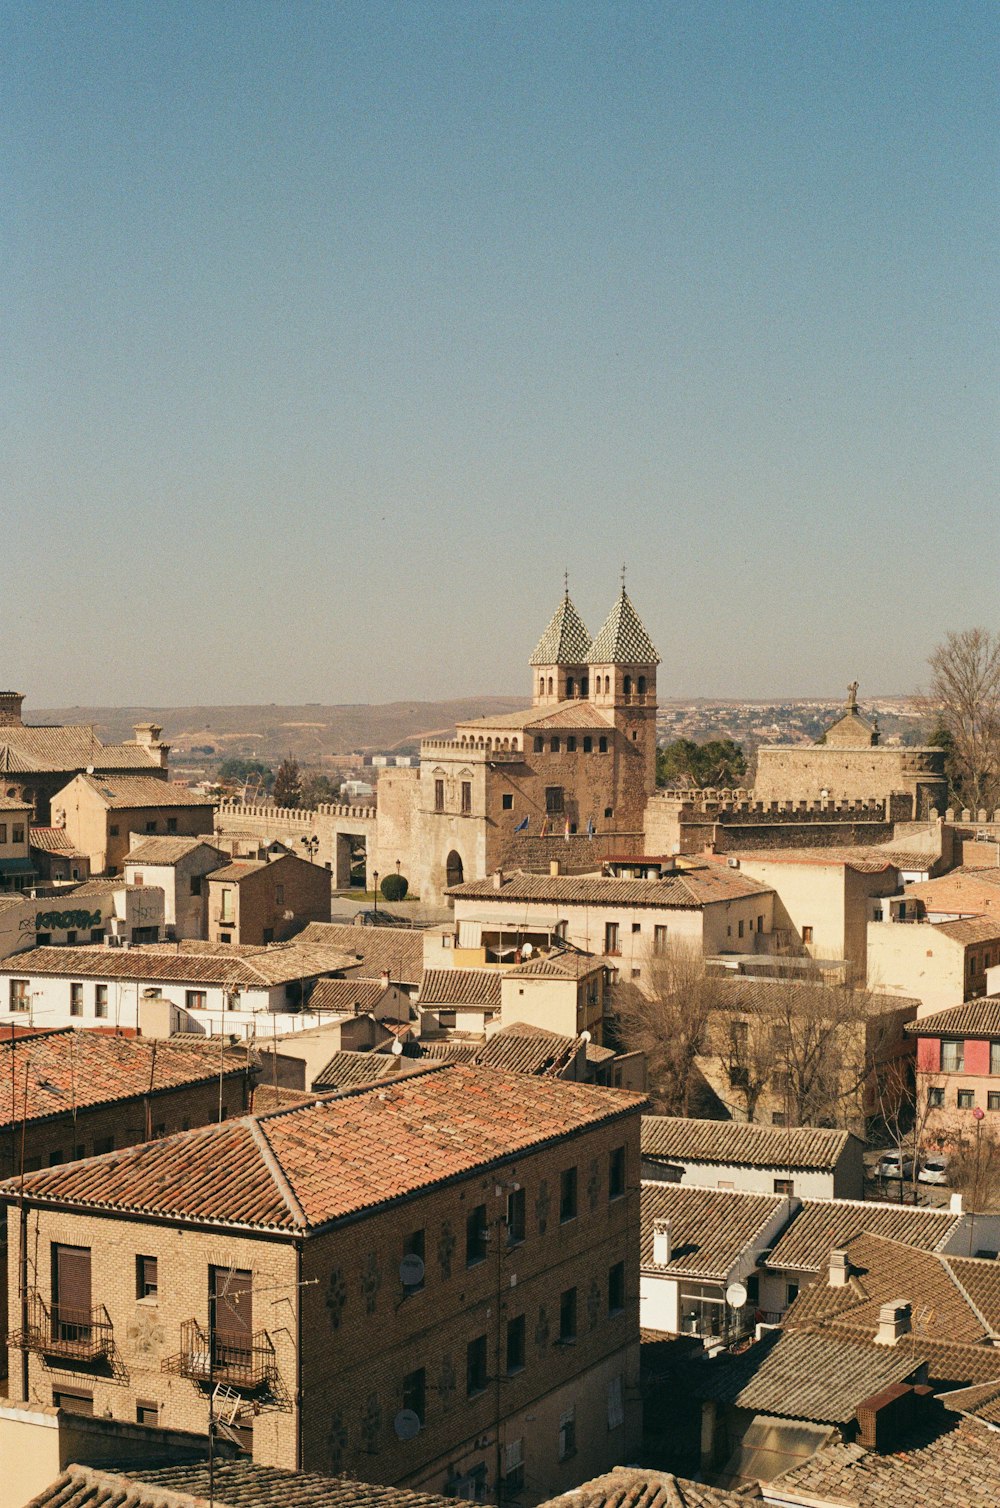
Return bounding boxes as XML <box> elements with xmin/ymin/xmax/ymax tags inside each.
<box><xmin>4</xmin><ymin>584</ymin><xmax>1000</xmax><ymax>1508</ymax></box>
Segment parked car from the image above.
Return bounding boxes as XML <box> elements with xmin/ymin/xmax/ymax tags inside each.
<box><xmin>878</xmin><ymin>1151</ymin><xmax>917</xmax><ymax>1179</ymax></box>
<box><xmin>918</xmin><ymin>1155</ymin><xmax>950</xmax><ymax>1186</ymax></box>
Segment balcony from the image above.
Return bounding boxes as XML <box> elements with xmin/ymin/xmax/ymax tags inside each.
<box><xmin>12</xmin><ymin>1291</ymin><xmax>113</xmax><ymax>1363</ymax></box>
<box><xmin>163</xmin><ymin>1319</ymin><xmax>278</xmax><ymax>1393</ymax></box>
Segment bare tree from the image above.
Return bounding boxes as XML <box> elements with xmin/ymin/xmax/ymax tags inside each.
<box><xmin>610</xmin><ymin>942</ymin><xmax>722</xmax><ymax>1115</ymax></box>
<box><xmin>928</xmin><ymin>627</ymin><xmax>1000</xmax><ymax>812</ymax></box>
<box><xmin>949</xmin><ymin>1124</ymin><xmax>1000</xmax><ymax>1215</ymax></box>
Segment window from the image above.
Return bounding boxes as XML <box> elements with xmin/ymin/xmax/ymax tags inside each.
<box><xmin>145</xmin><ymin>821</ymin><xmax>157</xmax><ymax>833</ymax></box>
<box><xmin>190</xmin><ymin>874</ymin><xmax>202</xmax><ymax>896</ymax></box>
<box><xmin>132</xmin><ymin>871</ymin><xmax>145</xmax><ymax>886</ymax></box>
<box><xmin>13</xmin><ymin>823</ymin><xmax>25</xmax><ymax>843</ymax></box>
<box><xmin>566</xmin><ymin>736</ymin><xmax>577</xmax><ymax>753</ymax></box>
<box><xmin>506</xmin><ymin>1186</ymin><xmax>526</xmax><ymax>1245</ymax></box>
<box><xmin>786</xmin><ymin>1281</ymin><xmax>799</xmax><ymax>1305</ymax></box>
<box><xmin>95</xmin><ymin>984</ymin><xmax>108</xmax><ymax>1019</ymax></box>
<box><xmin>69</xmin><ymin>983</ymin><xmax>83</xmax><ymax>1017</ymax></box>
<box><xmin>738</xmin><ymin>919</ymin><xmax>745</xmax><ymax>939</ymax></box>
<box><xmin>992</xmin><ymin>1041</ymin><xmax>1000</xmax><ymax>1075</ymax></box>
<box><xmin>958</xmin><ymin>1089</ymin><xmax>976</xmax><ymax>1109</ymax></box>
<box><xmin>93</xmin><ymin>1135</ymin><xmax>114</xmax><ymax>1155</ymax></box>
<box><xmin>136</xmin><ymin>1255</ymin><xmax>158</xmax><ymax>1300</ymax></box>
<box><xmin>402</xmin><ymin>1366</ymin><xmax>426</xmax><ymax>1425</ymax></box>
<box><xmin>606</xmin><ymin>1374</ymin><xmax>625</xmax><ymax>1430</ymax></box>
<box><xmin>545</xmin><ymin>786</ymin><xmax>564</xmax><ymax>814</ymax></box>
<box><xmin>439</xmin><ymin>1009</ymin><xmax>456</xmax><ymax>1028</ymax></box>
<box><xmin>466</xmin><ymin>1204</ymin><xmax>488</xmax><ymax>1266</ymax></box>
<box><xmin>558</xmin><ymin>1286</ymin><xmax>577</xmax><ymax>1343</ymax></box>
<box><xmin>461</xmin><ymin>782</ymin><xmax>472</xmax><ymax>815</ymax></box>
<box><xmin>434</xmin><ymin>779</ymin><xmax>445</xmax><ymax>812</ymax></box>
<box><xmin>502</xmin><ymin>1438</ymin><xmax>524</xmax><ymax>1493</ymax></box>
<box><xmin>802</xmin><ymin>926</ymin><xmax>813</xmax><ymax>944</ymax></box>
<box><xmin>771</xmin><ymin>1111</ymin><xmax>787</xmax><ymax>1127</ymax></box>
<box><xmin>220</xmin><ymin>888</ymin><xmax>234</xmax><ymax>923</ymax></box>
<box><xmin>533</xmin><ymin>736</ymin><xmax>544</xmax><ymax>753</ymax></box>
<box><xmin>275</xmin><ymin>883</ymin><xmax>285</xmax><ymax>904</ymax></box>
<box><xmin>506</xmin><ymin>1312</ymin><xmax>525</xmax><ymax>1373</ymax></box>
<box><xmin>609</xmin><ymin>1145</ymin><xmax>626</xmax><ymax>1200</ymax></box>
<box><xmin>52</xmin><ymin>1388</ymin><xmax>93</xmax><ymax>1416</ymax></box>
<box><xmin>10</xmin><ymin>979</ymin><xmax>29</xmax><ymax>1012</ymax></box>
<box><xmin>219</xmin><ymin>933</ymin><xmax>231</xmax><ymax>944</ymax></box>
<box><xmin>604</xmin><ymin>806</ymin><xmax>613</xmax><ymax>818</ymax></box>
<box><xmin>989</xmin><ymin>1092</ymin><xmax>1000</xmax><ymax>1112</ymax></box>
<box><xmin>550</xmin><ymin>736</ymin><xmax>561</xmax><ymax>753</ymax></box>
<box><xmin>136</xmin><ymin>1401</ymin><xmax>159</xmax><ymax>1426</ymax></box>
<box><xmin>48</xmin><ymin>1150</ymin><xmax>64</xmax><ymax>1166</ymax></box>
<box><xmin>941</xmin><ymin>1039</ymin><xmax>965</xmax><ymax>1072</ymax></box>
<box><xmin>559</xmin><ymin>1166</ymin><xmax>578</xmax><ymax>1223</ymax></box>
<box><xmin>403</xmin><ymin>1228</ymin><xmax>425</xmax><ymax>1291</ymax></box>
<box><xmin>653</xmin><ymin>925</ymin><xmax>668</xmax><ymax>955</ymax></box>
<box><xmin>166</xmin><ymin>818</ymin><xmax>178</xmax><ymax>834</ymax></box>
<box><xmin>757</xmin><ymin>915</ymin><xmax>764</xmax><ymax>932</ymax></box>
<box><xmin>185</xmin><ymin>990</ymin><xmax>207</xmax><ymax>1011</ymax></box>
<box><xmin>604</xmin><ymin>922</ymin><xmax>620</xmax><ymax>955</ymax></box>
<box><xmin>928</xmin><ymin>1086</ymin><xmax>945</xmax><ymax>1107</ymax></box>
<box><xmin>0</xmin><ymin>824</ymin><xmax>6</xmax><ymax>843</ymax></box>
<box><xmin>774</xmin><ymin>1178</ymin><xmax>794</xmax><ymax>1196</ymax></box>
<box><xmin>466</xmin><ymin>1333</ymin><xmax>488</xmax><ymax>1396</ymax></box>
<box><xmin>502</xmin><ymin>793</ymin><xmax>513</xmax><ymax>810</ymax></box>
<box><xmin>608</xmin><ymin>1261</ymin><xmax>625</xmax><ymax>1315</ymax></box>
<box><xmin>90</xmin><ymin>928</ymin><xmax>104</xmax><ymax>943</ymax></box>
<box><xmin>559</xmin><ymin>1406</ymin><xmax>577</xmax><ymax>1458</ymax></box>
<box><xmin>583</xmin><ymin>736</ymin><xmax>592</xmax><ymax>753</ymax></box>
<box><xmin>599</xmin><ymin>737</ymin><xmax>608</xmax><ymax>753</ymax></box>
<box><xmin>109</xmin><ymin>824</ymin><xmax>120</xmax><ymax>837</ymax></box>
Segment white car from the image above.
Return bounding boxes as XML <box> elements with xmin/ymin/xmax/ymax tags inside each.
<box><xmin>918</xmin><ymin>1156</ymin><xmax>950</xmax><ymax>1186</ymax></box>
<box><xmin>878</xmin><ymin>1151</ymin><xmax>917</xmax><ymax>1180</ymax></box>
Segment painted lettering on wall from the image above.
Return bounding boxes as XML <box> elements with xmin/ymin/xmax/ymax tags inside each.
<box><xmin>34</xmin><ymin>909</ymin><xmax>103</xmax><ymax>931</ymax></box>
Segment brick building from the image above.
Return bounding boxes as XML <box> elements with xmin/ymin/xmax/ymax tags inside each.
<box><xmin>205</xmin><ymin>853</ymin><xmax>332</xmax><ymax>946</ymax></box>
<box><xmin>51</xmin><ymin>775</ymin><xmax>216</xmax><ymax>877</ymax></box>
<box><xmin>4</xmin><ymin>1065</ymin><xmax>644</xmax><ymax>1505</ymax></box>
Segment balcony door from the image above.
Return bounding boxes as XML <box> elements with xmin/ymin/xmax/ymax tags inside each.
<box><xmin>209</xmin><ymin>1265</ymin><xmax>252</xmax><ymax>1373</ymax></box>
<box><xmin>53</xmin><ymin>1244</ymin><xmax>92</xmax><ymax>1344</ymax></box>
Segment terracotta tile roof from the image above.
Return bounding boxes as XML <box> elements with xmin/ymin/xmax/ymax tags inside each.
<box><xmin>641</xmin><ymin>1114</ymin><xmax>854</xmax><ymax>1172</ymax></box>
<box><xmin>640</xmin><ymin>1181</ymin><xmax>785</xmax><ymax>1279</ymax></box>
<box><xmin>74</xmin><ymin>773</ymin><xmax>215</xmax><ymax>808</ymax></box>
<box><xmin>0</xmin><ymin>1029</ymin><xmax>248</xmax><ymax>1127</ymax></box>
<box><xmin>30</xmin><ymin>1461</ymin><xmax>466</xmax><ymax>1508</ymax></box>
<box><xmin>249</xmin><ymin>1084</ymin><xmax>321</xmax><ymax>1113</ymax></box>
<box><xmin>296</xmin><ymin>922</ymin><xmax>424</xmax><ymax>985</ymax></box>
<box><xmin>0</xmin><ymin>941</ymin><xmax>353</xmax><ymax>988</ymax></box>
<box><xmin>524</xmin><ymin>702</ymin><xmax>615</xmax><ymax>730</ymax></box>
<box><xmin>0</xmin><ymin>794</ymin><xmax>31</xmax><ymax>810</ymax></box>
<box><xmin>725</xmin><ymin>847</ymin><xmax>900</xmax><ymax>873</ymax></box>
<box><xmin>28</xmin><ymin>827</ymin><xmax>85</xmax><ymax>854</ymax></box>
<box><xmin>907</xmin><ymin>871</ymin><xmax>1000</xmax><ymax>919</ymax></box>
<box><xmin>941</xmin><ymin>1378</ymin><xmax>1000</xmax><ymax>1425</ymax></box>
<box><xmin>308</xmin><ymin>977</ymin><xmax>390</xmax><ymax>1014</ymax></box>
<box><xmin>906</xmin><ymin>998</ymin><xmax>1000</xmax><ymax>1037</ymax></box>
<box><xmin>529</xmin><ymin>592</ymin><xmax>592</xmax><ymax>666</ymax></box>
<box><xmin>418</xmin><ymin>967</ymin><xmax>503</xmax><ymax>1010</ymax></box>
<box><xmin>0</xmin><ymin>726</ymin><xmax>162</xmax><ymax>774</ymax></box>
<box><xmin>710</xmin><ymin>975</ymin><xmax>920</xmax><ymax>1018</ymax></box>
<box><xmin>765</xmin><ymin>1197</ymin><xmax>962</xmax><ymax>1273</ymax></box>
<box><xmin>1</xmin><ymin>1065</ymin><xmax>644</xmax><ymax>1231</ymax></box>
<box><xmin>932</xmin><ymin>916</ymin><xmax>1000</xmax><ymax>945</ymax></box>
<box><xmin>125</xmin><ymin>836</ymin><xmax>226</xmax><ymax>866</ymax></box>
<box><xmin>206</xmin><ymin>859</ymin><xmax>267</xmax><ymax>882</ymax></box>
<box><xmin>943</xmin><ymin>1254</ymin><xmax>1000</xmax><ymax>1338</ymax></box>
<box><xmin>311</xmin><ymin>1050</ymin><xmax>429</xmax><ymax>1090</ymax></box>
<box><xmin>775</xmin><ymin>1419</ymin><xmax>1000</xmax><ymax>1506</ymax></box>
<box><xmin>506</xmin><ymin>950</ymin><xmax>606</xmax><ymax>979</ymax></box>
<box><xmin>475</xmin><ymin>1022</ymin><xmax>580</xmax><ymax>1076</ymax></box>
<box><xmin>588</xmin><ymin>589</ymin><xmax>659</xmax><ymax>665</ymax></box>
<box><xmin>450</xmin><ymin>865</ymin><xmax>772</xmax><ymax>908</ymax></box>
<box><xmin>686</xmin><ymin>1326</ymin><xmax>924</xmax><ymax>1424</ymax></box>
<box><xmin>536</xmin><ymin>1467</ymin><xmax>755</xmax><ymax>1506</ymax></box>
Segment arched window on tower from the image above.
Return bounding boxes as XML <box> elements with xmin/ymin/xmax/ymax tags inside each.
<box><xmin>539</xmin><ymin>678</ymin><xmax>545</xmax><ymax>697</ymax></box>
<box><xmin>548</xmin><ymin>677</ymin><xmax>554</xmax><ymax>695</ymax></box>
<box><xmin>638</xmin><ymin>675</ymin><xmax>647</xmax><ymax>695</ymax></box>
<box><xmin>580</xmin><ymin>677</ymin><xmax>589</xmax><ymax>697</ymax></box>
<box><xmin>604</xmin><ymin>676</ymin><xmax>611</xmax><ymax>694</ymax></box>
<box><xmin>623</xmin><ymin>675</ymin><xmax>632</xmax><ymax>696</ymax></box>
<box><xmin>566</xmin><ymin>676</ymin><xmax>575</xmax><ymax>697</ymax></box>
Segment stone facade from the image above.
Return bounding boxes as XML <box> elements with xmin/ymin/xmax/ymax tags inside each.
<box><xmin>205</xmin><ymin>853</ymin><xmax>332</xmax><ymax>946</ymax></box>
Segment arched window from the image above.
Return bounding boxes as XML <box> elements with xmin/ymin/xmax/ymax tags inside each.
<box><xmin>539</xmin><ymin>678</ymin><xmax>545</xmax><ymax>697</ymax></box>
<box><xmin>548</xmin><ymin>677</ymin><xmax>554</xmax><ymax>695</ymax></box>
<box><xmin>533</xmin><ymin>736</ymin><xmax>544</xmax><ymax>753</ymax></box>
<box><xmin>566</xmin><ymin>676</ymin><xmax>575</xmax><ymax>697</ymax></box>
<box><xmin>446</xmin><ymin>850</ymin><xmax>464</xmax><ymax>888</ymax></box>
<box><xmin>637</xmin><ymin>675</ymin><xmax>647</xmax><ymax>695</ymax></box>
<box><xmin>551</xmin><ymin>736</ymin><xmax>561</xmax><ymax>753</ymax></box>
<box><xmin>511</xmin><ymin>738</ymin><xmax>518</xmax><ymax>751</ymax></box>
<box><xmin>599</xmin><ymin>736</ymin><xmax>608</xmax><ymax>753</ymax></box>
<box><xmin>623</xmin><ymin>675</ymin><xmax>632</xmax><ymax>695</ymax></box>
<box><xmin>604</xmin><ymin>676</ymin><xmax>611</xmax><ymax>694</ymax></box>
<box><xmin>580</xmin><ymin>677</ymin><xmax>589</xmax><ymax>697</ymax></box>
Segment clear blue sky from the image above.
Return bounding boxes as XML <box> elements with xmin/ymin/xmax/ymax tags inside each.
<box><xmin>3</xmin><ymin>1</ymin><xmax>997</xmax><ymax>707</ymax></box>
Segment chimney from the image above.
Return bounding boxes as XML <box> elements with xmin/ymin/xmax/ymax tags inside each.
<box><xmin>875</xmin><ymin>1300</ymin><xmax>911</xmax><ymax>1347</ymax></box>
<box><xmin>950</xmin><ymin>1192</ymin><xmax>964</xmax><ymax>1214</ymax></box>
<box><xmin>550</xmin><ymin>859</ymin><xmax>561</xmax><ymax>877</ymax></box>
<box><xmin>0</xmin><ymin>691</ymin><xmax>25</xmax><ymax>728</ymax></box>
<box><xmin>652</xmin><ymin>1217</ymin><xmax>671</xmax><ymax>1267</ymax></box>
<box><xmin>492</xmin><ymin>869</ymin><xmax>504</xmax><ymax>890</ymax></box>
<box><xmin>379</xmin><ymin>969</ymin><xmax>390</xmax><ymax>991</ymax></box>
<box><xmin>133</xmin><ymin>722</ymin><xmax>169</xmax><ymax>769</ymax></box>
<box><xmin>829</xmin><ymin>1248</ymin><xmax>850</xmax><ymax>1287</ymax></box>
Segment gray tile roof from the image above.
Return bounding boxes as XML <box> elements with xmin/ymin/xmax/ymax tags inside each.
<box><xmin>124</xmin><ymin>836</ymin><xmax>226</xmax><ymax>866</ymax></box>
<box><xmin>765</xmin><ymin>1197</ymin><xmax>961</xmax><ymax>1273</ymax></box>
<box><xmin>0</xmin><ymin>726</ymin><xmax>164</xmax><ymax>775</ymax></box>
<box><xmin>933</xmin><ymin>916</ymin><xmax>1000</xmax><ymax>945</ymax></box>
<box><xmin>296</xmin><ymin>923</ymin><xmax>424</xmax><ymax>985</ymax></box>
<box><xmin>418</xmin><ymin>967</ymin><xmax>503</xmax><ymax>1010</ymax></box>
<box><xmin>640</xmin><ymin>1181</ymin><xmax>785</xmax><ymax>1279</ymax></box>
<box><xmin>905</xmin><ymin>998</ymin><xmax>1000</xmax><ymax>1037</ymax></box>
<box><xmin>775</xmin><ymin>1420</ymin><xmax>1000</xmax><ymax>1506</ymax></box>
<box><xmin>450</xmin><ymin>865</ymin><xmax>771</xmax><ymax>908</ymax></box>
<box><xmin>642</xmin><ymin>1114</ymin><xmax>853</xmax><ymax>1172</ymax></box>
<box><xmin>588</xmin><ymin>589</ymin><xmax>659</xmax><ymax>666</ymax></box>
<box><xmin>529</xmin><ymin>592</ymin><xmax>593</xmax><ymax>666</ymax></box>
<box><xmin>312</xmin><ymin>1050</ymin><xmax>428</xmax><ymax>1090</ymax></box>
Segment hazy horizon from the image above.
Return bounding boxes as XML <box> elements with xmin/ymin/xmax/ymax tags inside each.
<box><xmin>4</xmin><ymin>3</ymin><xmax>996</xmax><ymax>706</ymax></box>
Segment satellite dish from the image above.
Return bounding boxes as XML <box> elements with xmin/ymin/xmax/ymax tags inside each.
<box><xmin>393</xmin><ymin>1408</ymin><xmax>421</xmax><ymax>1441</ymax></box>
<box><xmin>399</xmin><ymin>1254</ymin><xmax>425</xmax><ymax>1288</ymax></box>
<box><xmin>726</xmin><ymin>1281</ymin><xmax>748</xmax><ymax>1310</ymax></box>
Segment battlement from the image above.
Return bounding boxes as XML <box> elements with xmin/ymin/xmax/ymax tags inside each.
<box><xmin>421</xmin><ymin>738</ymin><xmax>523</xmax><ymax>760</ymax></box>
<box><xmin>217</xmin><ymin>798</ymin><xmax>377</xmax><ymax>823</ymax></box>
<box><xmin>651</xmin><ymin>789</ymin><xmax>891</xmax><ymax>820</ymax></box>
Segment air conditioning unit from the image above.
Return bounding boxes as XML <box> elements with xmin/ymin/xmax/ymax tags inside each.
<box><xmin>727</xmin><ymin>858</ymin><xmax>740</xmax><ymax>869</ymax></box>
<box><xmin>105</xmin><ymin>935</ymin><xmax>121</xmax><ymax>948</ymax></box>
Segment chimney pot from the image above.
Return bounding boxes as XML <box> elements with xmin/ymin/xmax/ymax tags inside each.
<box><xmin>829</xmin><ymin>1248</ymin><xmax>850</xmax><ymax>1287</ymax></box>
<box><xmin>875</xmin><ymin>1299</ymin><xmax>911</xmax><ymax>1346</ymax></box>
<box><xmin>652</xmin><ymin>1217</ymin><xmax>671</xmax><ymax>1267</ymax></box>
<box><xmin>550</xmin><ymin>859</ymin><xmax>561</xmax><ymax>877</ymax></box>
<box><xmin>492</xmin><ymin>869</ymin><xmax>504</xmax><ymax>890</ymax></box>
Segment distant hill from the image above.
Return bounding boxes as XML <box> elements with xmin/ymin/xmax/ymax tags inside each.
<box><xmin>27</xmin><ymin>698</ymin><xmax>531</xmax><ymax>768</ymax></box>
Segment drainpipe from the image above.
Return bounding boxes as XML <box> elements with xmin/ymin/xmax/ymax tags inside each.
<box><xmin>18</xmin><ymin>1199</ymin><xmax>29</xmax><ymax>1401</ymax></box>
<box><xmin>296</xmin><ymin>1239</ymin><xmax>304</xmax><ymax>1470</ymax></box>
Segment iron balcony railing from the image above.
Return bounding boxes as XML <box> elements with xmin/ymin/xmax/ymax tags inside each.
<box><xmin>163</xmin><ymin>1318</ymin><xmax>278</xmax><ymax>1392</ymax></box>
<box><xmin>12</xmin><ymin>1291</ymin><xmax>113</xmax><ymax>1363</ymax></box>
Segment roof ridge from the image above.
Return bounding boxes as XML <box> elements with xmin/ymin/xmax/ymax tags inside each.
<box><xmin>941</xmin><ymin>1255</ymin><xmax>1000</xmax><ymax>1339</ymax></box>
<box><xmin>245</xmin><ymin>1115</ymin><xmax>309</xmax><ymax>1229</ymax></box>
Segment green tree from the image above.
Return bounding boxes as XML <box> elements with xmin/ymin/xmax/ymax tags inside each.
<box><xmin>300</xmin><ymin>773</ymin><xmax>342</xmax><ymax>808</ymax></box>
<box><xmin>217</xmin><ymin>757</ymin><xmax>273</xmax><ymax>786</ymax></box>
<box><xmin>656</xmin><ymin>738</ymin><xmax>747</xmax><ymax>789</ymax></box>
<box><xmin>380</xmin><ymin>873</ymin><xmax>409</xmax><ymax>902</ymax></box>
<box><xmin>272</xmin><ymin>758</ymin><xmax>303</xmax><ymax>808</ymax></box>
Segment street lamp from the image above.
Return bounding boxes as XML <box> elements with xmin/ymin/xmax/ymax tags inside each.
<box><xmin>372</xmin><ymin>870</ymin><xmax>379</xmax><ymax>919</ymax></box>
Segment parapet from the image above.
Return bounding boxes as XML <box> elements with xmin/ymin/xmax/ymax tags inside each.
<box><xmin>216</xmin><ymin>798</ymin><xmax>377</xmax><ymax>823</ymax></box>
<box><xmin>650</xmin><ymin>788</ymin><xmax>891</xmax><ymax>820</ymax></box>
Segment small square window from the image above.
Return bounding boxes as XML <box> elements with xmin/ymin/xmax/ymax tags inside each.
<box><xmin>989</xmin><ymin>1091</ymin><xmax>1000</xmax><ymax>1112</ymax></box>
<box><xmin>502</xmin><ymin>793</ymin><xmax>513</xmax><ymax>810</ymax></box>
<box><xmin>928</xmin><ymin>1086</ymin><xmax>945</xmax><ymax>1107</ymax></box>
<box><xmin>136</xmin><ymin>1401</ymin><xmax>159</xmax><ymax>1427</ymax></box>
<box><xmin>604</xmin><ymin>806</ymin><xmax>613</xmax><ymax>818</ymax></box>
<box><xmin>559</xmin><ymin>1166</ymin><xmax>578</xmax><ymax>1222</ymax></box>
<box><xmin>958</xmin><ymin>1089</ymin><xmax>975</xmax><ymax>1109</ymax></box>
<box><xmin>136</xmin><ymin>1254</ymin><xmax>158</xmax><ymax>1299</ymax></box>
<box><xmin>774</xmin><ymin>1178</ymin><xmax>794</xmax><ymax>1196</ymax></box>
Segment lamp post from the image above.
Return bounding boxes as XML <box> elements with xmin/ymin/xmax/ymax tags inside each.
<box><xmin>372</xmin><ymin>870</ymin><xmax>379</xmax><ymax>919</ymax></box>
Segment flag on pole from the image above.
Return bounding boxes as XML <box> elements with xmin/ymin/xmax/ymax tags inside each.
<box><xmin>540</xmin><ymin>817</ymin><xmax>549</xmax><ymax>838</ymax></box>
<box><xmin>513</xmin><ymin>816</ymin><xmax>529</xmax><ymax>834</ymax></box>
<box><xmin>564</xmin><ymin>819</ymin><xmax>571</xmax><ymax>842</ymax></box>
<box><xmin>587</xmin><ymin>817</ymin><xmax>595</xmax><ymax>840</ymax></box>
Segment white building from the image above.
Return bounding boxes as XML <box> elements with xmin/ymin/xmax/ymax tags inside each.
<box><xmin>641</xmin><ymin>1115</ymin><xmax>865</xmax><ymax>1201</ymax></box>
<box><xmin>123</xmin><ymin>834</ymin><xmax>228</xmax><ymax>939</ymax></box>
<box><xmin>0</xmin><ymin>880</ymin><xmax>165</xmax><ymax>961</ymax></box>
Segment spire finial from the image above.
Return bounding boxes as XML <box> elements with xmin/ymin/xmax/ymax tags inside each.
<box><xmin>621</xmin><ymin>562</ymin><xmax>627</xmax><ymax>596</ymax></box>
<box><xmin>564</xmin><ymin>568</ymin><xmax>569</xmax><ymax>598</ymax></box>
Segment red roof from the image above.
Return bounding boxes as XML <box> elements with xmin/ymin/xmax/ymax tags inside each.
<box><xmin>2</xmin><ymin>1064</ymin><xmax>645</xmax><ymax>1231</ymax></box>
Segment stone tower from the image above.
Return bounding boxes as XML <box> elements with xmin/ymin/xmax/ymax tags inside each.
<box><xmin>529</xmin><ymin>591</ymin><xmax>593</xmax><ymax>706</ymax></box>
<box><xmin>588</xmin><ymin>588</ymin><xmax>660</xmax><ymax>794</ymax></box>
<box><xmin>0</xmin><ymin>692</ymin><xmax>25</xmax><ymax>728</ymax></box>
